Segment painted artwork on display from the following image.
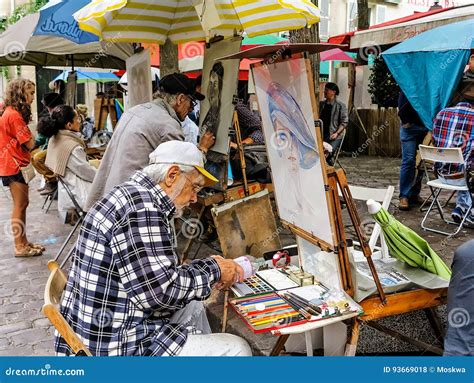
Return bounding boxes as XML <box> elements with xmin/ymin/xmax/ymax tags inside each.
<box><xmin>252</xmin><ymin>58</ymin><xmax>335</xmax><ymax>246</ymax></box>
<box><xmin>199</xmin><ymin>37</ymin><xmax>241</xmax><ymax>158</ymax></box>
<box><xmin>125</xmin><ymin>49</ymin><xmax>152</xmax><ymax>108</ymax></box>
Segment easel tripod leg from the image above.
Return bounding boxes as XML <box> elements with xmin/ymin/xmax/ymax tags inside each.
<box><xmin>270</xmin><ymin>335</ymin><xmax>290</xmax><ymax>356</ymax></box>
<box><xmin>222</xmin><ymin>290</ymin><xmax>229</xmax><ymax>332</ymax></box>
<box><xmin>344</xmin><ymin>318</ymin><xmax>360</xmax><ymax>356</ymax></box>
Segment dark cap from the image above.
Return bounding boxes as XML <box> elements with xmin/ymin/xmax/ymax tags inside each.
<box><xmin>159</xmin><ymin>73</ymin><xmax>205</xmax><ymax>101</ymax></box>
<box><xmin>42</xmin><ymin>92</ymin><xmax>64</xmax><ymax>108</ymax></box>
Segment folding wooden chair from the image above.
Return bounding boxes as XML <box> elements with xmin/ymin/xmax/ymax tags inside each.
<box><xmin>419</xmin><ymin>145</ymin><xmax>473</xmax><ymax>236</ymax></box>
<box><xmin>42</xmin><ymin>260</ymin><xmax>92</xmax><ymax>356</ymax></box>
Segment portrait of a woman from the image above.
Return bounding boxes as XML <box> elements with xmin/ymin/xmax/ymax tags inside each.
<box><xmin>267</xmin><ymin>81</ymin><xmax>319</xmax><ymax>219</ymax></box>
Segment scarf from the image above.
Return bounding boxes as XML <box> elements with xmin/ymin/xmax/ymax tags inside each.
<box><xmin>45</xmin><ymin>130</ymin><xmax>85</xmax><ymax>177</ymax></box>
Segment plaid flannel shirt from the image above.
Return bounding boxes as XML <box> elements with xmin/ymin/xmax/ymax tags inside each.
<box><xmin>432</xmin><ymin>102</ymin><xmax>474</xmax><ymax>175</ymax></box>
<box><xmin>55</xmin><ymin>171</ymin><xmax>221</xmax><ymax>356</ymax></box>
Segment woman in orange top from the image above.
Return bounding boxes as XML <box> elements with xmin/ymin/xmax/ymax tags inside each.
<box><xmin>0</xmin><ymin>78</ymin><xmax>44</xmax><ymax>257</ymax></box>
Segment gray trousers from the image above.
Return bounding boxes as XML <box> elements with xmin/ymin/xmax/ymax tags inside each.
<box><xmin>444</xmin><ymin>240</ymin><xmax>474</xmax><ymax>356</ymax></box>
<box><xmin>171</xmin><ymin>301</ymin><xmax>252</xmax><ymax>356</ymax></box>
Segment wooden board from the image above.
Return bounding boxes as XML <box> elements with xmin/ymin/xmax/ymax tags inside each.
<box><xmin>360</xmin><ymin>288</ymin><xmax>448</xmax><ymax>321</ymax></box>
<box><xmin>212</xmin><ymin>190</ymin><xmax>281</xmax><ymax>259</ymax></box>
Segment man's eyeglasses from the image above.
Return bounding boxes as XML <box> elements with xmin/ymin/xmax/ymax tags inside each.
<box><xmin>186</xmin><ymin>95</ymin><xmax>198</xmax><ymax>109</ymax></box>
<box><xmin>183</xmin><ymin>173</ymin><xmax>203</xmax><ymax>194</ymax></box>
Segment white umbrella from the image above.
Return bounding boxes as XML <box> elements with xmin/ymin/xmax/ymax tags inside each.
<box><xmin>0</xmin><ymin>13</ymin><xmax>133</xmax><ymax>69</ymax></box>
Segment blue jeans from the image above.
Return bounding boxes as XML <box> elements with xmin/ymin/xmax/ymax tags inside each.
<box><xmin>399</xmin><ymin>124</ymin><xmax>428</xmax><ymax>199</ymax></box>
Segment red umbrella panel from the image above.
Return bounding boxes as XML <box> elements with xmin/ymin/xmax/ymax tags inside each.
<box><xmin>142</xmin><ymin>42</ymin><xmax>264</xmax><ymax>80</ymax></box>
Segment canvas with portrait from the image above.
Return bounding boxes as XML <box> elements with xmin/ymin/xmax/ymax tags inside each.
<box><xmin>126</xmin><ymin>49</ymin><xmax>152</xmax><ymax>108</ymax></box>
<box><xmin>252</xmin><ymin>58</ymin><xmax>335</xmax><ymax>247</ymax></box>
<box><xmin>199</xmin><ymin>37</ymin><xmax>241</xmax><ymax>158</ymax></box>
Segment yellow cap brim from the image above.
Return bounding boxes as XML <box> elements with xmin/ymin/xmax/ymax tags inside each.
<box><xmin>195</xmin><ymin>166</ymin><xmax>219</xmax><ymax>186</ymax></box>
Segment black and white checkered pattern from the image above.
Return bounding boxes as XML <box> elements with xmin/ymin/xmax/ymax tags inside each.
<box><xmin>55</xmin><ymin>171</ymin><xmax>221</xmax><ymax>356</ymax></box>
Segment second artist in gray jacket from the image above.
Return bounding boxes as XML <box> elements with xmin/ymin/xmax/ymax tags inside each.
<box><xmin>86</xmin><ymin>73</ymin><xmax>215</xmax><ymax>210</ymax></box>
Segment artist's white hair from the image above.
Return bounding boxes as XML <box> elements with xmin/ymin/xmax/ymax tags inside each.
<box><xmin>153</xmin><ymin>90</ymin><xmax>179</xmax><ymax>107</ymax></box>
<box><xmin>142</xmin><ymin>163</ymin><xmax>197</xmax><ymax>184</ymax></box>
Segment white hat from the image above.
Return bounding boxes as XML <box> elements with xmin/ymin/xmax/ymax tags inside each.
<box><xmin>149</xmin><ymin>141</ymin><xmax>218</xmax><ymax>186</ymax></box>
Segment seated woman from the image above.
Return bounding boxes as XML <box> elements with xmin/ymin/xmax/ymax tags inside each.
<box><xmin>39</xmin><ymin>105</ymin><xmax>97</xmax><ymax>222</ymax></box>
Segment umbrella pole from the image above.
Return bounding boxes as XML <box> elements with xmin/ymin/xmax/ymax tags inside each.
<box><xmin>335</xmin><ymin>168</ymin><xmax>387</xmax><ymax>304</ymax></box>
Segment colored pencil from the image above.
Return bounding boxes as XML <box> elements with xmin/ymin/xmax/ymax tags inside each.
<box><xmin>247</xmin><ymin>308</ymin><xmax>296</xmax><ymax>321</ymax></box>
<box><xmin>238</xmin><ymin>297</ymin><xmax>285</xmax><ymax>306</ymax></box>
<box><xmin>244</xmin><ymin>304</ymin><xmax>293</xmax><ymax>316</ymax></box>
<box><xmin>252</xmin><ymin>312</ymin><xmax>302</xmax><ymax>326</ymax></box>
<box><xmin>237</xmin><ymin>301</ymin><xmax>287</xmax><ymax>312</ymax></box>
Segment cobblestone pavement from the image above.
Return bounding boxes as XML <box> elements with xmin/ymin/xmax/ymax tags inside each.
<box><xmin>0</xmin><ymin>155</ymin><xmax>471</xmax><ymax>356</ymax></box>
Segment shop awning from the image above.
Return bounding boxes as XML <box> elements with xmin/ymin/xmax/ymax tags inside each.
<box><xmin>328</xmin><ymin>5</ymin><xmax>474</xmax><ymax>49</ymax></box>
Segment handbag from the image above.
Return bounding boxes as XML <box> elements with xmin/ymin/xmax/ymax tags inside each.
<box><xmin>13</xmin><ymin>157</ymin><xmax>36</xmax><ymax>184</ymax></box>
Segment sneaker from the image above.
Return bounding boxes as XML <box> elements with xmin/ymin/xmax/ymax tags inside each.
<box><xmin>399</xmin><ymin>197</ymin><xmax>410</xmax><ymax>211</ymax></box>
<box><xmin>451</xmin><ymin>207</ymin><xmax>465</xmax><ymax>223</ymax></box>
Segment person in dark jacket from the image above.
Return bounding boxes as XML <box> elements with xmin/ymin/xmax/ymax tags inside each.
<box><xmin>319</xmin><ymin>83</ymin><xmax>348</xmax><ymax>165</ymax></box>
<box><xmin>397</xmin><ymin>92</ymin><xmax>428</xmax><ymax>211</ymax></box>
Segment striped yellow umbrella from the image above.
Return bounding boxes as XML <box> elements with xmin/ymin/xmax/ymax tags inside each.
<box><xmin>74</xmin><ymin>0</ymin><xmax>320</xmax><ymax>44</ymax></box>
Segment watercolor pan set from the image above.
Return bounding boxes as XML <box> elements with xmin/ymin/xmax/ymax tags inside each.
<box><xmin>230</xmin><ymin>275</ymin><xmax>275</xmax><ymax>297</ymax></box>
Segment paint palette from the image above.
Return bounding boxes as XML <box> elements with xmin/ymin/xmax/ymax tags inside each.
<box><xmin>231</xmin><ymin>275</ymin><xmax>274</xmax><ymax>297</ymax></box>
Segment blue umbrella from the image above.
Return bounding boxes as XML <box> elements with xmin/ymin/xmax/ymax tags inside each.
<box><xmin>33</xmin><ymin>0</ymin><xmax>98</xmax><ymax>44</ymax></box>
<box><xmin>382</xmin><ymin>19</ymin><xmax>473</xmax><ymax>130</ymax></box>
<box><xmin>53</xmin><ymin>70</ymin><xmax>119</xmax><ymax>84</ymax></box>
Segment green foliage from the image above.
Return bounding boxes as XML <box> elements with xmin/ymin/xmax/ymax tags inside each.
<box><xmin>0</xmin><ymin>0</ymin><xmax>48</xmax><ymax>79</ymax></box>
<box><xmin>368</xmin><ymin>55</ymin><xmax>400</xmax><ymax>108</ymax></box>
<box><xmin>0</xmin><ymin>0</ymin><xmax>48</xmax><ymax>33</ymax></box>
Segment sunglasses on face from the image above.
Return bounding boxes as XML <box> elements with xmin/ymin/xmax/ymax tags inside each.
<box><xmin>186</xmin><ymin>95</ymin><xmax>197</xmax><ymax>109</ymax></box>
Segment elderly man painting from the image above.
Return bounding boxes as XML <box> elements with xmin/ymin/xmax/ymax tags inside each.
<box><xmin>56</xmin><ymin>141</ymin><xmax>252</xmax><ymax>356</ymax></box>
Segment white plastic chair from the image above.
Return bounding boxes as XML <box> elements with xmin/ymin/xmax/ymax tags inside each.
<box><xmin>419</xmin><ymin>145</ymin><xmax>472</xmax><ymax>236</ymax></box>
<box><xmin>339</xmin><ymin>184</ymin><xmax>395</xmax><ymax>261</ymax></box>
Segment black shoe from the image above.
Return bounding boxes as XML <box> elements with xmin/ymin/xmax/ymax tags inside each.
<box><xmin>451</xmin><ymin>207</ymin><xmax>465</xmax><ymax>224</ymax></box>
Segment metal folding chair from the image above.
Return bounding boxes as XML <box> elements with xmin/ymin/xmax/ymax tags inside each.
<box><xmin>419</xmin><ymin>145</ymin><xmax>473</xmax><ymax>236</ymax></box>
<box><xmin>333</xmin><ymin>129</ymin><xmax>347</xmax><ymax>168</ymax></box>
<box><xmin>52</xmin><ymin>176</ymin><xmax>87</xmax><ymax>268</ymax></box>
<box><xmin>42</xmin><ymin>188</ymin><xmax>58</xmax><ymax>213</ymax></box>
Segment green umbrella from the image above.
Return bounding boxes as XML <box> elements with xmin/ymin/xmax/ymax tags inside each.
<box><xmin>367</xmin><ymin>200</ymin><xmax>452</xmax><ymax>280</ymax></box>
<box><xmin>242</xmin><ymin>34</ymin><xmax>287</xmax><ymax>47</ymax></box>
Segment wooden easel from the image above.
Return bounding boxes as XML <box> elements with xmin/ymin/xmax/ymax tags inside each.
<box><xmin>94</xmin><ymin>97</ymin><xmax>118</xmax><ymax>131</ymax></box>
<box><xmin>237</xmin><ymin>52</ymin><xmax>446</xmax><ymax>356</ymax></box>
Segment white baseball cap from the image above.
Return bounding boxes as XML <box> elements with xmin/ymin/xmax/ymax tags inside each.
<box><xmin>149</xmin><ymin>141</ymin><xmax>218</xmax><ymax>186</ymax></box>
